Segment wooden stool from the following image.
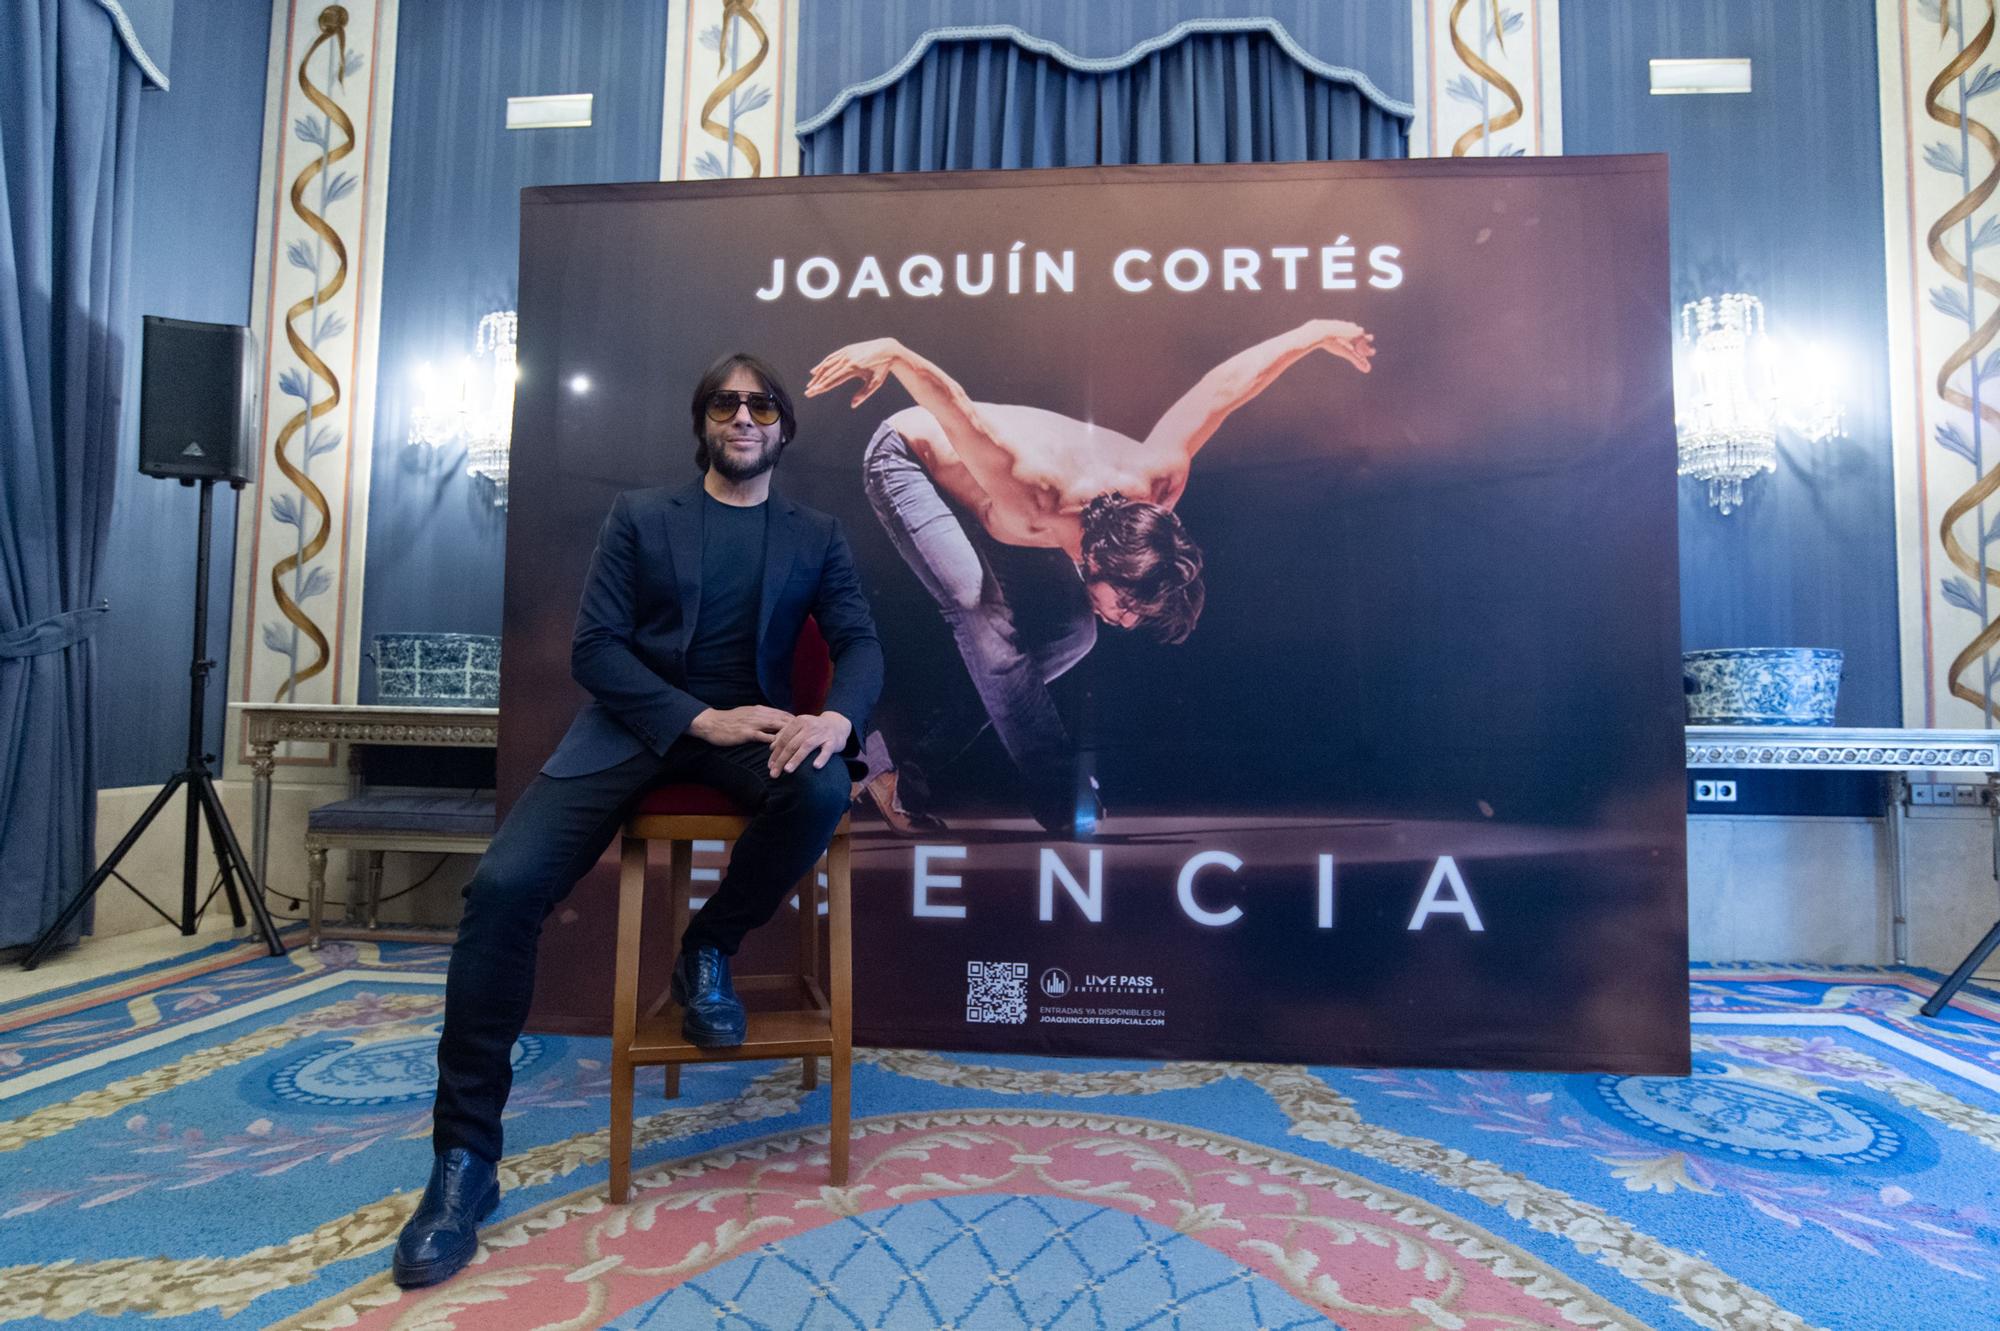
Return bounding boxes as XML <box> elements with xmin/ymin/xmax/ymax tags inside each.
<box><xmin>607</xmin><ymin>785</ymin><xmax>853</xmax><ymax>1203</ymax></box>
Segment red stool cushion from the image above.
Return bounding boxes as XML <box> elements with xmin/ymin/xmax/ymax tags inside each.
<box><xmin>630</xmin><ymin>616</ymin><xmax>836</xmax><ymax>822</ymax></box>
<box><xmin>790</xmin><ymin>616</ymin><xmax>832</xmax><ymax>715</ymax></box>
<box><xmin>634</xmin><ymin>784</ymin><xmax>749</xmax><ymax>817</ymax></box>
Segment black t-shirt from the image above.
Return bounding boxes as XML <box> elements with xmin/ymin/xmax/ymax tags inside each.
<box><xmin>682</xmin><ymin>493</ymin><xmax>769</xmax><ymax>709</ymax></box>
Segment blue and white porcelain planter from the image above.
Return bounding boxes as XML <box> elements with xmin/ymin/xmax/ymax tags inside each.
<box><xmin>370</xmin><ymin>633</ymin><xmax>500</xmax><ymax>707</ymax></box>
<box><xmin>1683</xmin><ymin>648</ymin><xmax>1842</xmax><ymax>726</ymax></box>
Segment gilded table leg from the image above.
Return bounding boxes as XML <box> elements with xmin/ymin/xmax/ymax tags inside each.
<box><xmin>250</xmin><ymin>740</ymin><xmax>278</xmax><ymax>904</ymax></box>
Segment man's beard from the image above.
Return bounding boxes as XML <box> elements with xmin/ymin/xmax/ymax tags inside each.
<box><xmin>708</xmin><ymin>435</ymin><xmax>783</xmax><ymax>481</ymax></box>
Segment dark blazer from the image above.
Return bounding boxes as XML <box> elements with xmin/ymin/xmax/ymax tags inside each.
<box><xmin>541</xmin><ymin>481</ymin><xmax>884</xmax><ymax>780</ymax></box>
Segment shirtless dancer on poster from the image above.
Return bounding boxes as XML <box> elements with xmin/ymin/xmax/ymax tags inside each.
<box><xmin>806</xmin><ymin>318</ymin><xmax>1374</xmax><ymax>836</ymax></box>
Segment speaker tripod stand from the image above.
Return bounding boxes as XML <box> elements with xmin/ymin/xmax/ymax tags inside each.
<box><xmin>22</xmin><ymin>478</ymin><xmax>286</xmax><ymax>969</ymax></box>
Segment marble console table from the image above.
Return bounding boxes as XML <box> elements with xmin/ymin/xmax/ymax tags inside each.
<box><xmin>1685</xmin><ymin>725</ymin><xmax>2000</xmax><ymax>1012</ymax></box>
<box><xmin>231</xmin><ymin>703</ymin><xmax>500</xmax><ymax>937</ymax></box>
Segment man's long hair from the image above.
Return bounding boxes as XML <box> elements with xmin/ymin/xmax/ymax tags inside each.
<box><xmin>1079</xmin><ymin>493</ymin><xmax>1205</xmax><ymax>644</ymax></box>
<box><xmin>690</xmin><ymin>352</ymin><xmax>798</xmax><ymax>472</ymax></box>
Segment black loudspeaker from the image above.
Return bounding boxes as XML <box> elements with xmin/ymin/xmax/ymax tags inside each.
<box><xmin>138</xmin><ymin>315</ymin><xmax>259</xmax><ymax>485</ymax></box>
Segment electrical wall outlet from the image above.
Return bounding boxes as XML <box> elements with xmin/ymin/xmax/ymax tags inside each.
<box><xmin>1692</xmin><ymin>780</ymin><xmax>1736</xmax><ymax>803</ymax></box>
<box><xmin>1907</xmin><ymin>782</ymin><xmax>1994</xmax><ymax>807</ymax></box>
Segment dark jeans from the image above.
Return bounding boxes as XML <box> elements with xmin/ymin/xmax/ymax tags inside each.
<box><xmin>862</xmin><ymin>422</ymin><xmax>1095</xmax><ymax>826</ymax></box>
<box><xmin>430</xmin><ymin>734</ymin><xmax>850</xmax><ymax>1162</ymax></box>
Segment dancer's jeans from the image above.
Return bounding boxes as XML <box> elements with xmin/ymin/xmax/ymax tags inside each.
<box><xmin>430</xmin><ymin>736</ymin><xmax>850</xmax><ymax>1163</ymax></box>
<box><xmin>862</xmin><ymin>423</ymin><xmax>1095</xmax><ymax>827</ymax></box>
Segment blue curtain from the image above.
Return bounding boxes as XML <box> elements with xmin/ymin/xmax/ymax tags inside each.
<box><xmin>0</xmin><ymin>0</ymin><xmax>144</xmax><ymax>948</ymax></box>
<box><xmin>800</xmin><ymin>27</ymin><xmax>1408</xmax><ymax>174</ymax></box>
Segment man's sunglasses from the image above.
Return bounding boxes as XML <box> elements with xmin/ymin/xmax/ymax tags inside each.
<box><xmin>705</xmin><ymin>390</ymin><xmax>782</xmax><ymax>426</ymax></box>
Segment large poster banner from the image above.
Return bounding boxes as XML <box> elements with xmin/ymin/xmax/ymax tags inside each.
<box><xmin>506</xmin><ymin>157</ymin><xmax>1686</xmax><ymax>1074</ymax></box>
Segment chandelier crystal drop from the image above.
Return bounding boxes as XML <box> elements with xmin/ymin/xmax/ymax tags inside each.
<box><xmin>407</xmin><ymin>309</ymin><xmax>518</xmax><ymax>509</ymax></box>
<box><xmin>463</xmin><ymin>312</ymin><xmax>517</xmax><ymax>507</ymax></box>
<box><xmin>1676</xmin><ymin>293</ymin><xmax>1777</xmax><ymax>516</ymax></box>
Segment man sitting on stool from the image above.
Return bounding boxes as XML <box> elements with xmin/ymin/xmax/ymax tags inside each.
<box><xmin>393</xmin><ymin>352</ymin><xmax>883</xmax><ymax>1289</ymax></box>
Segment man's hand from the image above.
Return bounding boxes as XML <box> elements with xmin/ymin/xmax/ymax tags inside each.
<box><xmin>768</xmin><ymin>711</ymin><xmax>852</xmax><ymax>777</ymax></box>
<box><xmin>804</xmin><ymin>340</ymin><xmax>905</xmax><ymax>408</ymax></box>
<box><xmin>689</xmin><ymin>705</ymin><xmax>795</xmax><ymax>748</ymax></box>
<box><xmin>1306</xmin><ymin>319</ymin><xmax>1374</xmax><ymax>373</ymax></box>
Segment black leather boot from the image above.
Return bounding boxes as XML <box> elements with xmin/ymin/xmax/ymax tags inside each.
<box><xmin>671</xmin><ymin>945</ymin><xmax>747</xmax><ymax>1047</ymax></box>
<box><xmin>392</xmin><ymin>1147</ymin><xmax>500</xmax><ymax>1288</ymax></box>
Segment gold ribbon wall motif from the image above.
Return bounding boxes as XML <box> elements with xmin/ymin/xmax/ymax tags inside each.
<box><xmin>268</xmin><ymin>5</ymin><xmax>354</xmax><ymax>702</ymax></box>
<box><xmin>1927</xmin><ymin>1</ymin><xmax>2000</xmax><ymax>721</ymax></box>
<box><xmin>699</xmin><ymin>0</ymin><xmax>770</xmax><ymax>178</ymax></box>
<box><xmin>1448</xmin><ymin>0</ymin><xmax>1525</xmax><ymax>157</ymax></box>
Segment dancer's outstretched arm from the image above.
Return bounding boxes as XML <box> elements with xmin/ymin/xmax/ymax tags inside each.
<box><xmin>1142</xmin><ymin>319</ymin><xmax>1374</xmax><ymax>475</ymax></box>
<box><xmin>808</xmin><ymin>338</ymin><xmax>1056</xmax><ymax>517</ymax></box>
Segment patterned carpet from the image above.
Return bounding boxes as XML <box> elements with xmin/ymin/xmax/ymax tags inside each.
<box><xmin>1</xmin><ymin>936</ymin><xmax>1997</xmax><ymax>1329</ymax></box>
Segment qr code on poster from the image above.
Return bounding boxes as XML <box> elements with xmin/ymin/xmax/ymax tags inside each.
<box><xmin>966</xmin><ymin>961</ymin><xmax>1028</xmax><ymax>1024</ymax></box>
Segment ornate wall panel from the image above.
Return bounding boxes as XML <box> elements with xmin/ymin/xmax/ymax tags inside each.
<box><xmin>227</xmin><ymin>0</ymin><xmax>399</xmax><ymax>769</ymax></box>
<box><xmin>1879</xmin><ymin>0</ymin><xmax>2000</xmax><ymax>726</ymax></box>
<box><xmin>1413</xmin><ymin>0</ymin><xmax>1563</xmax><ymax>158</ymax></box>
<box><xmin>663</xmin><ymin>0</ymin><xmax>798</xmax><ymax>180</ymax></box>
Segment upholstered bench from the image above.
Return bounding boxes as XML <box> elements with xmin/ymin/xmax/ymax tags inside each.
<box><xmin>303</xmin><ymin>793</ymin><xmax>496</xmax><ymax>947</ymax></box>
